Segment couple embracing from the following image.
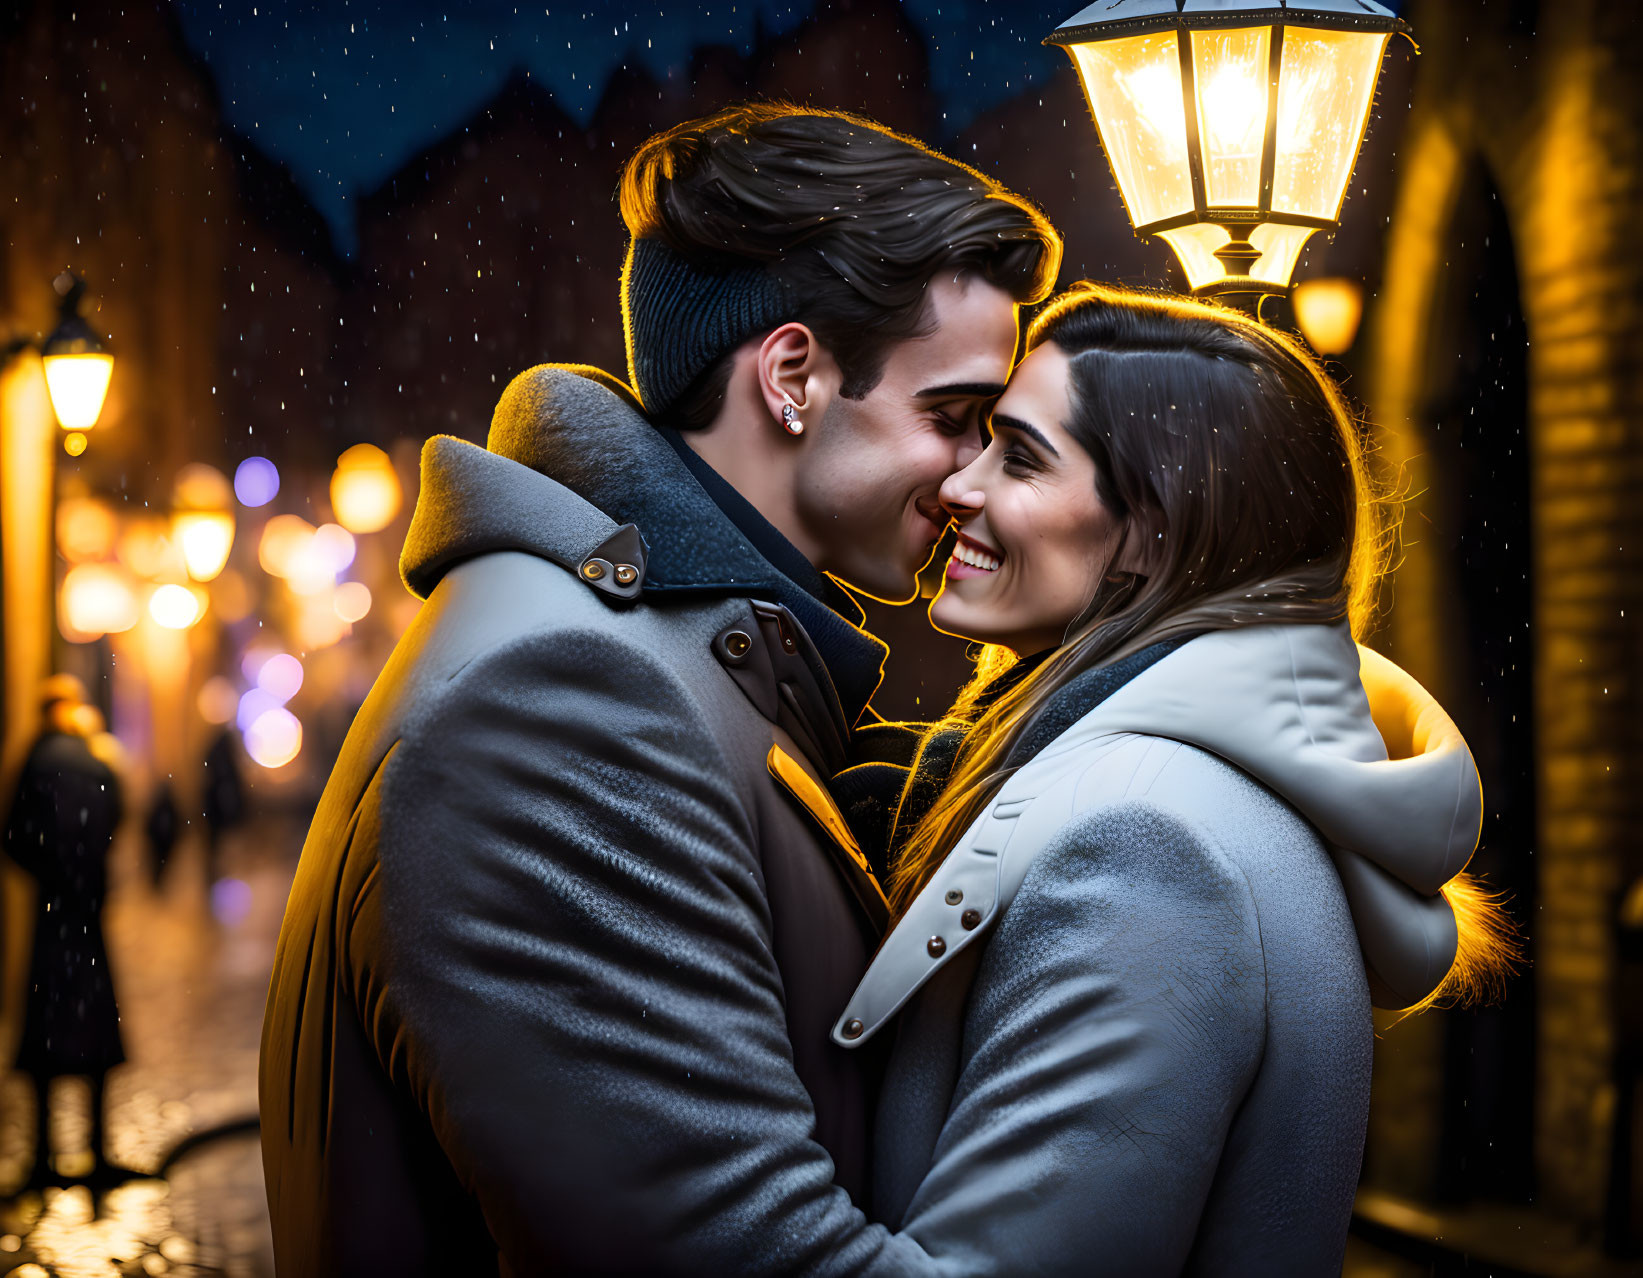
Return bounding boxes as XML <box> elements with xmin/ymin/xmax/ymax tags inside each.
<box><xmin>259</xmin><ymin>103</ymin><xmax>1509</xmax><ymax>1276</ymax></box>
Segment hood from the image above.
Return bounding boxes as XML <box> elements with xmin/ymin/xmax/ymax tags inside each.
<box><xmin>1038</xmin><ymin>621</ymin><xmax>1478</xmax><ymax>1007</ymax></box>
<box><xmin>399</xmin><ymin>364</ymin><xmax>889</xmax><ymax>727</ymax></box>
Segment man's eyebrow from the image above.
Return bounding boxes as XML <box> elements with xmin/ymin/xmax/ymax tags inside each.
<box><xmin>992</xmin><ymin>413</ymin><xmax>1061</xmax><ymax>457</ymax></box>
<box><xmin>916</xmin><ymin>381</ymin><xmax>1008</xmax><ymax>400</ymax></box>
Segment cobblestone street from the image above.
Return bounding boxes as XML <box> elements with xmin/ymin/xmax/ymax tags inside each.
<box><xmin>0</xmin><ymin>815</ymin><xmax>300</xmax><ymax>1278</ymax></box>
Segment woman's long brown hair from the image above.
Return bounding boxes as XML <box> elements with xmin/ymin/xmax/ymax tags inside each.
<box><xmin>887</xmin><ymin>282</ymin><xmax>1516</xmax><ymax>1010</ymax></box>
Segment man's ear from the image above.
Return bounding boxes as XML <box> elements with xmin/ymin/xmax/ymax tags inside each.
<box><xmin>756</xmin><ymin>323</ymin><xmax>835</xmax><ymax>430</ymax></box>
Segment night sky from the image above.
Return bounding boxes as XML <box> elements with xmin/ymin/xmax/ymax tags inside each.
<box><xmin>173</xmin><ymin>0</ymin><xmax>1083</xmax><ymax>256</ymax></box>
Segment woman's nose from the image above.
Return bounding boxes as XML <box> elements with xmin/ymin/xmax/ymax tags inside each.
<box><xmin>938</xmin><ymin>466</ymin><xmax>985</xmax><ymax>524</ymax></box>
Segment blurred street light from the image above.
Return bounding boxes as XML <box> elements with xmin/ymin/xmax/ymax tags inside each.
<box><xmin>149</xmin><ymin>582</ymin><xmax>206</xmax><ymax>630</ymax></box>
<box><xmin>1047</xmin><ymin>1</ymin><xmax>1408</xmax><ymax>306</ymax></box>
<box><xmin>60</xmin><ymin>562</ymin><xmax>141</xmax><ymax>640</ymax></box>
<box><xmin>330</xmin><ymin>443</ymin><xmax>402</xmax><ymax>534</ymax></box>
<box><xmin>1292</xmin><ymin>276</ymin><xmax>1366</xmax><ymax>354</ymax></box>
<box><xmin>171</xmin><ymin>463</ymin><xmax>237</xmax><ymax>582</ymax></box>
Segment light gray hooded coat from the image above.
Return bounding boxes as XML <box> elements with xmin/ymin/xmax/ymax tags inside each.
<box><xmin>835</xmin><ymin>622</ymin><xmax>1480</xmax><ymax>1276</ymax></box>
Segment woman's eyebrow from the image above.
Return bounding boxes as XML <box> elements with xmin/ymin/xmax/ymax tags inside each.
<box><xmin>992</xmin><ymin>413</ymin><xmax>1060</xmax><ymax>457</ymax></box>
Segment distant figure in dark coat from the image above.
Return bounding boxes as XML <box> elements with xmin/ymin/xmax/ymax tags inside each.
<box><xmin>3</xmin><ymin>676</ymin><xmax>126</xmax><ymax>1191</ymax></box>
<box><xmin>143</xmin><ymin>781</ymin><xmax>179</xmax><ymax>890</ymax></box>
<box><xmin>201</xmin><ymin>727</ymin><xmax>246</xmax><ymax>880</ymax></box>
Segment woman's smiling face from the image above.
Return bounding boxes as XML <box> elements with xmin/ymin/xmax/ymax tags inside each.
<box><xmin>929</xmin><ymin>342</ymin><xmax>1132</xmax><ymax>656</ymax></box>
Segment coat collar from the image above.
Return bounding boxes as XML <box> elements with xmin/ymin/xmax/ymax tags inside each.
<box><xmin>481</xmin><ymin>364</ymin><xmax>890</xmax><ymax>730</ymax></box>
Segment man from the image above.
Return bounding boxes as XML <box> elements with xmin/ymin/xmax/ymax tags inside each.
<box><xmin>259</xmin><ymin>103</ymin><xmax>1060</xmax><ymax>1274</ymax></box>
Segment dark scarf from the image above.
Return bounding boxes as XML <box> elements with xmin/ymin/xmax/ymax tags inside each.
<box><xmin>839</xmin><ymin>636</ymin><xmax>1193</xmax><ymax>880</ymax></box>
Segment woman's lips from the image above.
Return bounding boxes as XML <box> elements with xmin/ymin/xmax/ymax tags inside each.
<box><xmin>946</xmin><ymin>533</ymin><xmax>1004</xmax><ymax>580</ymax></box>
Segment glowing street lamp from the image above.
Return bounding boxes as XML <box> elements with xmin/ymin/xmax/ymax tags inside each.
<box><xmin>171</xmin><ymin>463</ymin><xmax>237</xmax><ymax>582</ymax></box>
<box><xmin>1047</xmin><ymin>0</ymin><xmax>1409</xmax><ymax>304</ymax></box>
<box><xmin>40</xmin><ymin>272</ymin><xmax>114</xmax><ymax>443</ymax></box>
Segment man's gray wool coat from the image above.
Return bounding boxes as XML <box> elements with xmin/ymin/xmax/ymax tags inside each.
<box><xmin>258</xmin><ymin>366</ymin><xmax>937</xmax><ymax>1276</ymax></box>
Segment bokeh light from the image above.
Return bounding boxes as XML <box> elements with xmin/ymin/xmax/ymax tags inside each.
<box><xmin>256</xmin><ymin>653</ymin><xmax>304</xmax><ymax>702</ymax></box>
<box><xmin>63</xmin><ymin>430</ymin><xmax>87</xmax><ymax>456</ymax></box>
<box><xmin>173</xmin><ymin>509</ymin><xmax>236</xmax><ymax>582</ymax></box>
<box><xmin>311</xmin><ymin>522</ymin><xmax>357</xmax><ymax>573</ymax></box>
<box><xmin>236</xmin><ymin>687</ymin><xmax>282</xmax><ymax>732</ymax></box>
<box><xmin>57</xmin><ymin>495</ymin><xmax>118</xmax><ymax>562</ymax></box>
<box><xmin>334</xmin><ymin>580</ymin><xmax>372</xmax><ymax>624</ymax></box>
<box><xmin>60</xmin><ymin>563</ymin><xmax>140</xmax><ymax>639</ymax></box>
<box><xmin>245</xmin><ymin>707</ymin><xmax>302</xmax><ymax>769</ymax></box>
<box><xmin>197</xmin><ymin>676</ymin><xmax>240</xmax><ymax>725</ymax></box>
<box><xmin>330</xmin><ymin>443</ymin><xmax>402</xmax><ymax>534</ymax></box>
<box><xmin>149</xmin><ymin>583</ymin><xmax>205</xmax><ymax>629</ymax></box>
<box><xmin>258</xmin><ymin>514</ymin><xmax>316</xmax><ymax>579</ymax></box>
<box><xmin>210</xmin><ymin>877</ymin><xmax>254</xmax><ymax>927</ymax></box>
<box><xmin>234</xmin><ymin>456</ymin><xmax>280</xmax><ymax>508</ymax></box>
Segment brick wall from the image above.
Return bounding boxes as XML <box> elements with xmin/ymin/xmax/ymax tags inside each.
<box><xmin>1366</xmin><ymin>0</ymin><xmax>1643</xmax><ymax>1227</ymax></box>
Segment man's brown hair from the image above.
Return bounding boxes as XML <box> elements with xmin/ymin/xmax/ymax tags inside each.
<box><xmin>618</xmin><ymin>102</ymin><xmax>1063</xmax><ymax>429</ymax></box>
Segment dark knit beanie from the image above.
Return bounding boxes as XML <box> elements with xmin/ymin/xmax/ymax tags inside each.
<box><xmin>622</xmin><ymin>237</ymin><xmax>797</xmax><ymax>418</ymax></box>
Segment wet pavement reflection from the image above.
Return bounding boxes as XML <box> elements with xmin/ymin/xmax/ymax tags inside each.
<box><xmin>2</xmin><ymin>818</ymin><xmax>298</xmax><ymax>1277</ymax></box>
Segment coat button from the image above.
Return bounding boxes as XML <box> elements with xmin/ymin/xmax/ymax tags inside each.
<box><xmin>581</xmin><ymin>561</ymin><xmax>606</xmax><ymax>581</ymax></box>
<box><xmin>842</xmin><ymin>1018</ymin><xmax>864</xmax><ymax>1040</ymax></box>
<box><xmin>927</xmin><ymin>936</ymin><xmax>946</xmax><ymax>958</ymax></box>
<box><xmin>614</xmin><ymin>563</ymin><xmax>638</xmax><ymax>585</ymax></box>
<box><xmin>722</xmin><ymin>630</ymin><xmax>752</xmax><ymax>659</ymax></box>
<box><xmin>944</xmin><ymin>889</ymin><xmax>963</xmax><ymax>905</ymax></box>
<box><xmin>961</xmin><ymin>909</ymin><xmax>981</xmax><ymax>930</ymax></box>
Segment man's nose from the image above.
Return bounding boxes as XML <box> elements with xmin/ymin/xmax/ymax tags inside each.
<box><xmin>938</xmin><ymin>466</ymin><xmax>985</xmax><ymax>524</ymax></box>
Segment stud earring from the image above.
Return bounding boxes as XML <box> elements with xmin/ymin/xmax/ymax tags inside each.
<box><xmin>781</xmin><ymin>397</ymin><xmax>805</xmax><ymax>436</ymax></box>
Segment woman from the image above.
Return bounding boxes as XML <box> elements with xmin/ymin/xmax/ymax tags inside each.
<box><xmin>833</xmin><ymin>283</ymin><xmax>1516</xmax><ymax>1275</ymax></box>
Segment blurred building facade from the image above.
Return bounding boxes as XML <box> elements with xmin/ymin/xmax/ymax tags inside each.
<box><xmin>2</xmin><ymin>0</ymin><xmax>1642</xmax><ymax>1268</ymax></box>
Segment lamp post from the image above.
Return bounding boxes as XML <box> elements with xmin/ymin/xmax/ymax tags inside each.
<box><xmin>1</xmin><ymin>272</ymin><xmax>115</xmax><ymax>767</ymax></box>
<box><xmin>1047</xmin><ymin>0</ymin><xmax>1410</xmax><ymax>311</ymax></box>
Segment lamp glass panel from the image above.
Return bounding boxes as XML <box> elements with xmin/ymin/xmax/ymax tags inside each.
<box><xmin>41</xmin><ymin>352</ymin><xmax>113</xmax><ymax>429</ymax></box>
<box><xmin>1158</xmin><ymin>224</ymin><xmax>1233</xmax><ymax>291</ymax></box>
<box><xmin>1249</xmin><ymin>221</ymin><xmax>1317</xmax><ymax>287</ymax></box>
<box><xmin>1272</xmin><ymin>28</ymin><xmax>1390</xmax><ymax>219</ymax></box>
<box><xmin>1068</xmin><ymin>32</ymin><xmax>1195</xmax><ymax>227</ymax></box>
<box><xmin>1192</xmin><ymin>26</ymin><xmax>1271</xmax><ymax>208</ymax></box>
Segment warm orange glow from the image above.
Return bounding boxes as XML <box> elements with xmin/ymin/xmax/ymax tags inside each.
<box><xmin>1067</xmin><ymin>31</ymin><xmax>1195</xmax><ymax>228</ymax></box>
<box><xmin>258</xmin><ymin>514</ymin><xmax>318</xmax><ymax>579</ymax></box>
<box><xmin>60</xmin><ymin>563</ymin><xmax>140</xmax><ymax>639</ymax></box>
<box><xmin>197</xmin><ymin>676</ymin><xmax>240</xmax><ymax>725</ymax></box>
<box><xmin>56</xmin><ymin>496</ymin><xmax>118</xmax><ymax>563</ymax></box>
<box><xmin>1193</xmin><ymin>27</ymin><xmax>1271</xmax><ymax>207</ymax></box>
<box><xmin>149</xmin><ymin>582</ymin><xmax>206</xmax><ymax>630</ymax></box>
<box><xmin>1248</xmin><ymin>221</ymin><xmax>1318</xmax><ymax>287</ymax></box>
<box><xmin>41</xmin><ymin>351</ymin><xmax>113</xmax><ymax>430</ymax></box>
<box><xmin>63</xmin><ymin>431</ymin><xmax>87</xmax><ymax>457</ymax></box>
<box><xmin>210</xmin><ymin>568</ymin><xmax>253</xmax><ymax>624</ymax></box>
<box><xmin>173</xmin><ymin>463</ymin><xmax>233</xmax><ymax>511</ymax></box>
<box><xmin>1157</xmin><ymin>224</ymin><xmax>1233</xmax><ymax>291</ymax></box>
<box><xmin>1292</xmin><ymin>276</ymin><xmax>1365</xmax><ymax>354</ymax></box>
<box><xmin>1272</xmin><ymin>28</ymin><xmax>1391</xmax><ymax>220</ymax></box>
<box><xmin>334</xmin><ymin>580</ymin><xmax>372</xmax><ymax>624</ymax></box>
<box><xmin>117</xmin><ymin>518</ymin><xmax>186</xmax><ymax>581</ymax></box>
<box><xmin>1057</xmin><ymin>17</ymin><xmax>1397</xmax><ymax>295</ymax></box>
<box><xmin>173</xmin><ymin>509</ymin><xmax>236</xmax><ymax>582</ymax></box>
<box><xmin>330</xmin><ymin>443</ymin><xmax>402</xmax><ymax>534</ymax></box>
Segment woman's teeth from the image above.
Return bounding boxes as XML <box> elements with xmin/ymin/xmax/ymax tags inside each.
<box><xmin>952</xmin><ymin>541</ymin><xmax>1002</xmax><ymax>572</ymax></box>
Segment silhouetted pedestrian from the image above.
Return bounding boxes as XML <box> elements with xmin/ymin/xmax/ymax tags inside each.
<box><xmin>3</xmin><ymin>676</ymin><xmax>127</xmax><ymax>1191</ymax></box>
<box><xmin>144</xmin><ymin>781</ymin><xmax>179</xmax><ymax>890</ymax></box>
<box><xmin>200</xmin><ymin>727</ymin><xmax>246</xmax><ymax>881</ymax></box>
